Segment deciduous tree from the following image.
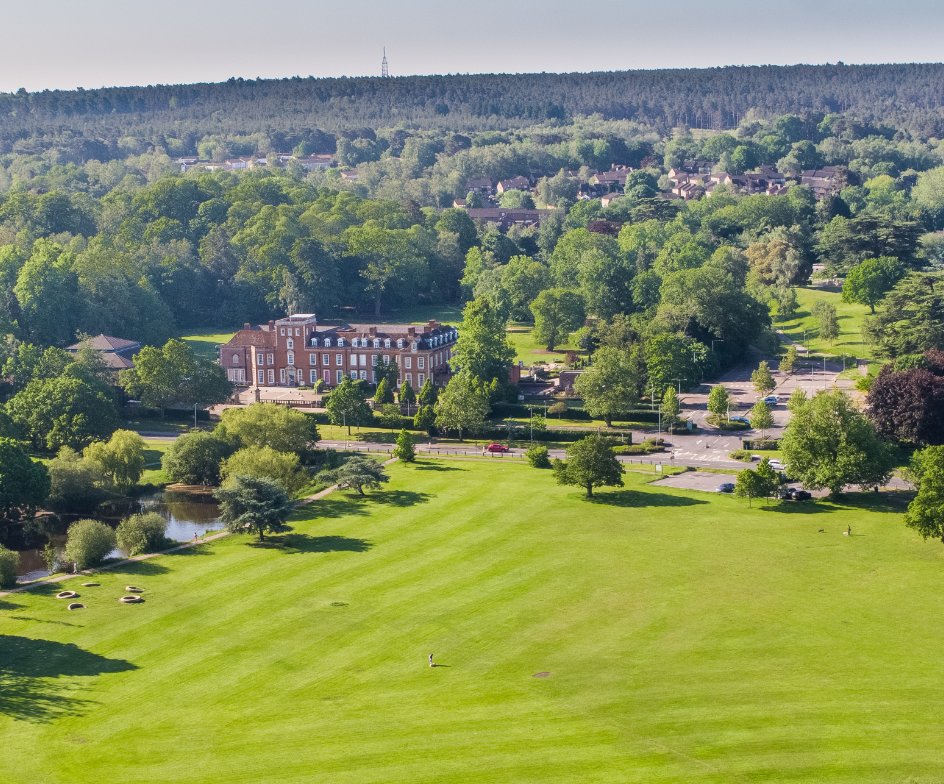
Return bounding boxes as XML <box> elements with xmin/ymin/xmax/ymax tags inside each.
<box><xmin>553</xmin><ymin>435</ymin><xmax>624</xmax><ymax>498</ymax></box>
<box><xmin>215</xmin><ymin>475</ymin><xmax>293</xmax><ymax>542</ymax></box>
<box><xmin>434</xmin><ymin>371</ymin><xmax>490</xmax><ymax>440</ymax></box>
<box><xmin>573</xmin><ymin>345</ymin><xmax>644</xmax><ymax>427</ymax></box>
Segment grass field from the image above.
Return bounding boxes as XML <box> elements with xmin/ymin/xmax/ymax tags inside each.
<box><xmin>179</xmin><ymin>329</ymin><xmax>236</xmax><ymax>360</ymax></box>
<box><xmin>3</xmin><ymin>460</ymin><xmax>943</xmax><ymax>782</ymax></box>
<box><xmin>777</xmin><ymin>288</ymin><xmax>873</xmax><ymax>360</ymax></box>
<box><xmin>506</xmin><ymin>324</ymin><xmax>583</xmax><ymax>366</ymax></box>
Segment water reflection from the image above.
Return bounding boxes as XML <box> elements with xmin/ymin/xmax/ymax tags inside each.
<box><xmin>14</xmin><ymin>489</ymin><xmax>221</xmax><ymax>582</ymax></box>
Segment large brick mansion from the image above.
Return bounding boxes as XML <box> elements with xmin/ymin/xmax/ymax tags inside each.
<box><xmin>220</xmin><ymin>314</ymin><xmax>457</xmax><ymax>390</ymax></box>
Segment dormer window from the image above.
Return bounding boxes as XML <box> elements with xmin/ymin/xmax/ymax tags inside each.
<box><xmin>324</xmin><ymin>338</ymin><xmax>331</xmax><ymax>347</ymax></box>
<box><xmin>384</xmin><ymin>339</ymin><xmax>391</xmax><ymax>348</ymax></box>
<box><xmin>411</xmin><ymin>342</ymin><xmax>417</xmax><ymax>351</ymax></box>
<box><xmin>337</xmin><ymin>338</ymin><xmax>345</xmax><ymax>347</ymax></box>
<box><xmin>396</xmin><ymin>339</ymin><xmax>404</xmax><ymax>349</ymax></box>
<box><xmin>373</xmin><ymin>339</ymin><xmax>380</xmax><ymax>348</ymax></box>
<box><xmin>311</xmin><ymin>337</ymin><xmax>319</xmax><ymax>347</ymax></box>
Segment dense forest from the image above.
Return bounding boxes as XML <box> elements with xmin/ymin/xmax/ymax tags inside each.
<box><xmin>4</xmin><ymin>63</ymin><xmax>944</xmax><ymax>160</ymax></box>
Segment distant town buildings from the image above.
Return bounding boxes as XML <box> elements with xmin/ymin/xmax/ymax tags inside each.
<box><xmin>220</xmin><ymin>314</ymin><xmax>458</xmax><ymax>390</ymax></box>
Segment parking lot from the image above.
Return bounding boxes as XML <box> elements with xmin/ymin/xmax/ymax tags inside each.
<box><xmin>652</xmin><ymin>471</ymin><xmax>738</xmax><ymax>493</ymax></box>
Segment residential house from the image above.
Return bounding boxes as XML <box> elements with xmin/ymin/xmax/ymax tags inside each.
<box><xmin>65</xmin><ymin>334</ymin><xmax>141</xmax><ymax>372</ymax></box>
<box><xmin>589</xmin><ymin>165</ymin><xmax>632</xmax><ymax>194</ymax></box>
<box><xmin>800</xmin><ymin>166</ymin><xmax>848</xmax><ymax>199</ymax></box>
<box><xmin>496</xmin><ymin>176</ymin><xmax>531</xmax><ymax>194</ymax></box>
<box><xmin>465</xmin><ymin>177</ymin><xmax>494</xmax><ymax>197</ymax></box>
<box><xmin>465</xmin><ymin>207</ymin><xmax>560</xmax><ymax>229</ymax></box>
<box><xmin>219</xmin><ymin>314</ymin><xmax>458</xmax><ymax>390</ymax></box>
<box><xmin>297</xmin><ymin>154</ymin><xmax>334</xmax><ymax>171</ymax></box>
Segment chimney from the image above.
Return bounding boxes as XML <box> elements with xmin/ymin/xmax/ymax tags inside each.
<box><xmin>243</xmin><ymin>323</ymin><xmax>251</xmax><ymax>330</ymax></box>
<box><xmin>407</xmin><ymin>327</ymin><xmax>416</xmax><ymax>337</ymax></box>
<box><xmin>427</xmin><ymin>320</ymin><xmax>440</xmax><ymax>331</ymax></box>
<box><xmin>368</xmin><ymin>326</ymin><xmax>377</xmax><ymax>336</ymax></box>
<box><xmin>268</xmin><ymin>320</ymin><xmax>275</xmax><ymax>330</ymax></box>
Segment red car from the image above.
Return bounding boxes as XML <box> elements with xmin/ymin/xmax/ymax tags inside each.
<box><xmin>485</xmin><ymin>443</ymin><xmax>510</xmax><ymax>453</ymax></box>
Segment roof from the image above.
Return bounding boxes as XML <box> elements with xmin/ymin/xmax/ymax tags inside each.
<box><xmin>222</xmin><ymin>326</ymin><xmax>277</xmax><ymax>349</ymax></box>
<box><xmin>66</xmin><ymin>334</ymin><xmax>140</xmax><ymax>353</ymax></box>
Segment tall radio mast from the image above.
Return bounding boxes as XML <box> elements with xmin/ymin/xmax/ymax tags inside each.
<box><xmin>381</xmin><ymin>48</ymin><xmax>389</xmax><ymax>78</ymax></box>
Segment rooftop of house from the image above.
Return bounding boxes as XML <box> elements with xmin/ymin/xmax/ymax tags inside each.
<box><xmin>66</xmin><ymin>334</ymin><xmax>140</xmax><ymax>354</ymax></box>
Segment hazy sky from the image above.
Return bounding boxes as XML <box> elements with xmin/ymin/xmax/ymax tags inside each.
<box><xmin>4</xmin><ymin>0</ymin><xmax>943</xmax><ymax>93</ymax></box>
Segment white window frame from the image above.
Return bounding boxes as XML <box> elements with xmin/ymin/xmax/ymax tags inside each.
<box><xmin>335</xmin><ymin>353</ymin><xmax>343</xmax><ymax>366</ymax></box>
<box><xmin>308</xmin><ymin>353</ymin><xmax>315</xmax><ymax>365</ymax></box>
<box><xmin>359</xmin><ymin>370</ymin><xmax>367</xmax><ymax>380</ymax></box>
<box><xmin>322</xmin><ymin>353</ymin><xmax>329</xmax><ymax>365</ymax></box>
<box><xmin>418</xmin><ymin>357</ymin><xmax>425</xmax><ymax>369</ymax></box>
<box><xmin>287</xmin><ymin>352</ymin><xmax>294</xmax><ymax>366</ymax></box>
<box><xmin>257</xmin><ymin>369</ymin><xmax>264</xmax><ymax>384</ymax></box>
<box><xmin>267</xmin><ymin>369</ymin><xmax>275</xmax><ymax>384</ymax></box>
<box><xmin>404</xmin><ymin>357</ymin><xmax>412</xmax><ymax>369</ymax></box>
<box><xmin>336</xmin><ymin>370</ymin><xmax>343</xmax><ymax>384</ymax></box>
<box><xmin>418</xmin><ymin>373</ymin><xmax>425</xmax><ymax>386</ymax></box>
<box><xmin>286</xmin><ymin>338</ymin><xmax>294</xmax><ymax>350</ymax></box>
<box><xmin>350</xmin><ymin>370</ymin><xmax>358</xmax><ymax>380</ymax></box>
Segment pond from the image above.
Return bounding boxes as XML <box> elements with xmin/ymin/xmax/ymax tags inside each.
<box><xmin>14</xmin><ymin>489</ymin><xmax>222</xmax><ymax>583</ymax></box>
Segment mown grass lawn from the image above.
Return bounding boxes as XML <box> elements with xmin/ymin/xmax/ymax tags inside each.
<box><xmin>507</xmin><ymin>323</ymin><xmax>584</xmax><ymax>366</ymax></box>
<box><xmin>179</xmin><ymin>329</ymin><xmax>236</xmax><ymax>361</ymax></box>
<box><xmin>776</xmin><ymin>288</ymin><xmax>873</xmax><ymax>360</ymax></box>
<box><xmin>3</xmin><ymin>461</ymin><xmax>943</xmax><ymax>783</ymax></box>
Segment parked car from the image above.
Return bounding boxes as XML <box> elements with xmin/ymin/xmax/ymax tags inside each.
<box><xmin>776</xmin><ymin>487</ymin><xmax>812</xmax><ymax>501</ymax></box>
<box><xmin>730</xmin><ymin>416</ymin><xmax>751</xmax><ymax>425</ymax></box>
<box><xmin>717</xmin><ymin>482</ymin><xmax>735</xmax><ymax>493</ymax></box>
<box><xmin>768</xmin><ymin>459</ymin><xmax>785</xmax><ymax>471</ymax></box>
<box><xmin>763</xmin><ymin>395</ymin><xmax>779</xmax><ymax>405</ymax></box>
<box><xmin>485</xmin><ymin>443</ymin><xmax>510</xmax><ymax>453</ymax></box>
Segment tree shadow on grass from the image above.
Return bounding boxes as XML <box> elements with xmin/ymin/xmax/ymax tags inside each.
<box><xmin>0</xmin><ymin>598</ymin><xmax>24</xmax><ymax>611</ymax></box>
<box><xmin>763</xmin><ymin>501</ymin><xmax>834</xmax><ymax>514</ymax></box>
<box><xmin>0</xmin><ymin>636</ymin><xmax>137</xmax><ymax>723</ymax></box>
<box><xmin>413</xmin><ymin>463</ymin><xmax>466</xmax><ymax>472</ymax></box>
<box><xmin>369</xmin><ymin>490</ymin><xmax>431</xmax><ymax>507</ymax></box>
<box><xmin>590</xmin><ymin>490</ymin><xmax>708</xmax><ymax>508</ymax></box>
<box><xmin>102</xmin><ymin>559</ymin><xmax>169</xmax><ymax>576</ymax></box>
<box><xmin>279</xmin><ymin>534</ymin><xmax>372</xmax><ymax>554</ymax></box>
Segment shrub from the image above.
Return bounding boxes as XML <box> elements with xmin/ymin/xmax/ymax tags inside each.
<box><xmin>393</xmin><ymin>429</ymin><xmax>416</xmax><ymax>462</ymax></box>
<box><xmin>705</xmin><ymin>414</ymin><xmax>750</xmax><ymax>430</ymax></box>
<box><xmin>526</xmin><ymin>444</ymin><xmax>551</xmax><ymax>468</ymax></box>
<box><xmin>64</xmin><ymin>519</ymin><xmax>116</xmax><ymax>570</ymax></box>
<box><xmin>0</xmin><ymin>545</ymin><xmax>19</xmax><ymax>588</ymax></box>
<box><xmin>548</xmin><ymin>401</ymin><xmax>569</xmax><ymax>417</ymax></box>
<box><xmin>116</xmin><ymin>512</ymin><xmax>168</xmax><ymax>556</ymax></box>
<box><xmin>742</xmin><ymin>438</ymin><xmax>780</xmax><ymax>451</ymax></box>
<box><xmin>221</xmin><ymin>446</ymin><xmax>306</xmax><ymax>494</ymax></box>
<box><xmin>161</xmin><ymin>430</ymin><xmax>232</xmax><ymax>485</ymax></box>
<box><xmin>729</xmin><ymin>449</ymin><xmax>754</xmax><ymax>462</ymax></box>
<box><xmin>46</xmin><ymin>446</ymin><xmax>106</xmax><ymax>512</ymax></box>
<box><xmin>612</xmin><ymin>438</ymin><xmax>664</xmax><ymax>456</ymax></box>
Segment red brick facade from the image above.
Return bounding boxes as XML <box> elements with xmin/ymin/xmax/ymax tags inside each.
<box><xmin>220</xmin><ymin>314</ymin><xmax>457</xmax><ymax>390</ymax></box>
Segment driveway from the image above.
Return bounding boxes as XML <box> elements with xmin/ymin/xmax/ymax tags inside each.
<box><xmin>652</xmin><ymin>471</ymin><xmax>739</xmax><ymax>493</ymax></box>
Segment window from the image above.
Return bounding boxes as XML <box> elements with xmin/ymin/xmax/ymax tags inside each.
<box><xmin>280</xmin><ymin>369</ymin><xmax>286</xmax><ymax>383</ymax></box>
<box><xmin>308</xmin><ymin>353</ymin><xmax>315</xmax><ymax>366</ymax></box>
<box><xmin>373</xmin><ymin>339</ymin><xmax>380</xmax><ymax>348</ymax></box>
<box><xmin>384</xmin><ymin>339</ymin><xmax>391</xmax><ymax>348</ymax></box>
<box><xmin>280</xmin><ymin>328</ymin><xmax>285</xmax><ymax>336</ymax></box>
<box><xmin>411</xmin><ymin>341</ymin><xmax>417</xmax><ymax>351</ymax></box>
<box><xmin>383</xmin><ymin>355</ymin><xmax>390</xmax><ymax>365</ymax></box>
<box><xmin>286</xmin><ymin>338</ymin><xmax>294</xmax><ymax>350</ymax></box>
<box><xmin>418</xmin><ymin>373</ymin><xmax>425</xmax><ymax>385</ymax></box>
<box><xmin>258</xmin><ymin>369</ymin><xmax>264</xmax><ymax>384</ymax></box>
<box><xmin>324</xmin><ymin>338</ymin><xmax>331</xmax><ymax>347</ymax></box>
<box><xmin>397</xmin><ymin>339</ymin><xmax>404</xmax><ymax>348</ymax></box>
<box><xmin>311</xmin><ymin>337</ymin><xmax>319</xmax><ymax>347</ymax></box>
<box><xmin>322</xmin><ymin>353</ymin><xmax>329</xmax><ymax>365</ymax></box>
<box><xmin>406</xmin><ymin>372</ymin><xmax>413</xmax><ymax>385</ymax></box>
<box><xmin>359</xmin><ymin>354</ymin><xmax>367</xmax><ymax>367</ymax></box>
<box><xmin>287</xmin><ymin>352</ymin><xmax>294</xmax><ymax>366</ymax></box>
<box><xmin>335</xmin><ymin>354</ymin><xmax>343</xmax><ymax>366</ymax></box>
<box><xmin>295</xmin><ymin>328</ymin><xmax>300</xmax><ymax>336</ymax></box>
<box><xmin>324</xmin><ymin>370</ymin><xmax>331</xmax><ymax>384</ymax></box>
<box><xmin>418</xmin><ymin>357</ymin><xmax>425</xmax><ymax>369</ymax></box>
<box><xmin>336</xmin><ymin>370</ymin><xmax>344</xmax><ymax>384</ymax></box>
<box><xmin>350</xmin><ymin>370</ymin><xmax>358</xmax><ymax>380</ymax></box>
<box><xmin>267</xmin><ymin>369</ymin><xmax>275</xmax><ymax>384</ymax></box>
<box><xmin>404</xmin><ymin>357</ymin><xmax>412</xmax><ymax>369</ymax></box>
<box><xmin>371</xmin><ymin>354</ymin><xmax>378</xmax><ymax>366</ymax></box>
<box><xmin>351</xmin><ymin>338</ymin><xmax>359</xmax><ymax>347</ymax></box>
<box><xmin>371</xmin><ymin>371</ymin><xmax>377</xmax><ymax>383</ymax></box>
<box><xmin>359</xmin><ymin>370</ymin><xmax>367</xmax><ymax>380</ymax></box>
<box><xmin>232</xmin><ymin>353</ymin><xmax>240</xmax><ymax>364</ymax></box>
<box><xmin>267</xmin><ymin>353</ymin><xmax>274</xmax><ymax>365</ymax></box>
<box><xmin>310</xmin><ymin>370</ymin><xmax>317</xmax><ymax>384</ymax></box>
<box><xmin>257</xmin><ymin>352</ymin><xmax>264</xmax><ymax>365</ymax></box>
<box><xmin>337</xmin><ymin>338</ymin><xmax>345</xmax><ymax>347</ymax></box>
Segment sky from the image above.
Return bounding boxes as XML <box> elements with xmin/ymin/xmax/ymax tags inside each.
<box><xmin>3</xmin><ymin>0</ymin><xmax>943</xmax><ymax>93</ymax></box>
